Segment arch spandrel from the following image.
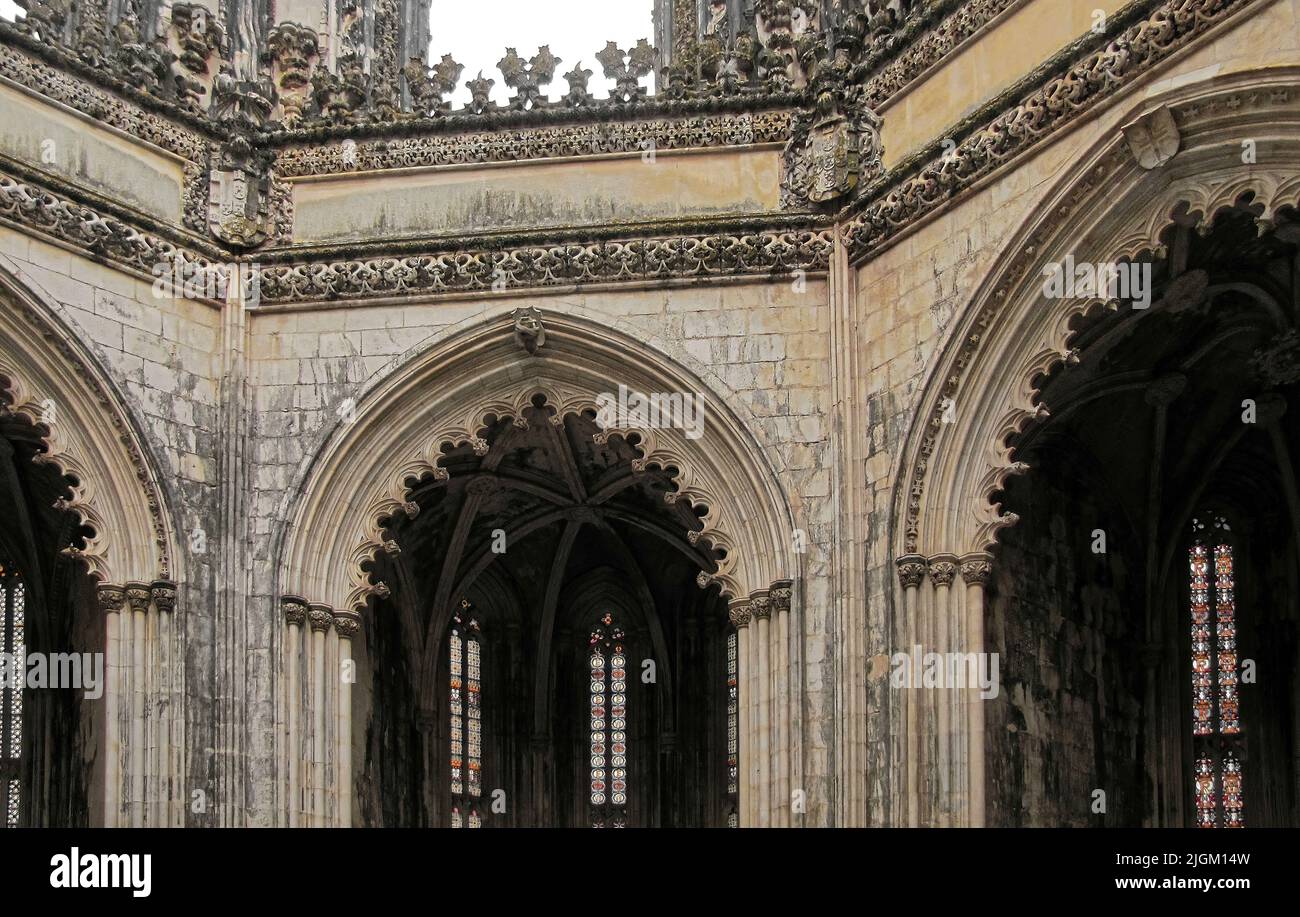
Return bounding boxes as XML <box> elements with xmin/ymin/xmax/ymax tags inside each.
<box><xmin>277</xmin><ymin>308</ymin><xmax>798</xmax><ymax>616</ymax></box>
<box><xmin>892</xmin><ymin>72</ymin><xmax>1300</xmax><ymax>562</ymax></box>
<box><xmin>0</xmin><ymin>261</ymin><xmax>179</xmax><ymax>586</ymax></box>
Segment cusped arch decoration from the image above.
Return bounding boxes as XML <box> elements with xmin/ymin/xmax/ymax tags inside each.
<box><xmin>892</xmin><ymin>73</ymin><xmax>1300</xmax><ymax>561</ymax></box>
<box><xmin>279</xmin><ymin>310</ymin><xmax>796</xmax><ymax>615</ymax></box>
<box><xmin>0</xmin><ymin>261</ymin><xmax>178</xmax><ymax>584</ymax></box>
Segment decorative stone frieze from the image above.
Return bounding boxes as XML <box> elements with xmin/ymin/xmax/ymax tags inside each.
<box><xmin>254</xmin><ymin>226</ymin><xmax>834</xmax><ymax>304</ymax></box>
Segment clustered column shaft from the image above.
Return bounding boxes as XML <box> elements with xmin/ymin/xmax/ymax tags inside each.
<box><xmin>729</xmin><ymin>579</ymin><xmax>794</xmax><ymax>827</ymax></box>
<box><xmin>281</xmin><ymin>596</ymin><xmax>357</xmax><ymax>827</ymax></box>
<box><xmin>894</xmin><ymin>553</ymin><xmax>991</xmax><ymax>828</ymax></box>
<box><xmin>97</xmin><ymin>580</ymin><xmax>181</xmax><ymax>828</ymax></box>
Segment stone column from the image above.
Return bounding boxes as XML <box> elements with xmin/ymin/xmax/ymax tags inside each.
<box><xmin>333</xmin><ymin>610</ymin><xmax>361</xmax><ymax>828</ymax></box>
<box><xmin>151</xmin><ymin>581</ymin><xmax>177</xmax><ymax>827</ymax></box>
<box><xmin>125</xmin><ymin>582</ymin><xmax>152</xmax><ymax>828</ymax></box>
<box><xmin>728</xmin><ymin>599</ymin><xmax>752</xmax><ymax>826</ymax></box>
<box><xmin>960</xmin><ymin>554</ymin><xmax>992</xmax><ymax>828</ymax></box>
<box><xmin>928</xmin><ymin>555</ymin><xmax>958</xmax><ymax>826</ymax></box>
<box><xmin>751</xmin><ymin>591</ymin><xmax>771</xmax><ymax>827</ymax></box>
<box><xmin>895</xmin><ymin>555</ymin><xmax>926</xmax><ymax>826</ymax></box>
<box><xmin>771</xmin><ymin>581</ymin><xmax>793</xmax><ymax>827</ymax></box>
<box><xmin>97</xmin><ymin>584</ymin><xmax>126</xmax><ymax>828</ymax></box>
<box><xmin>307</xmin><ymin>603</ymin><xmax>333</xmax><ymax>827</ymax></box>
<box><xmin>282</xmin><ymin>596</ymin><xmax>308</xmax><ymax>827</ymax></box>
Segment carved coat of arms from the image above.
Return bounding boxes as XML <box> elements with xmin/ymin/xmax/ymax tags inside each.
<box><xmin>209</xmin><ymin>161</ymin><xmax>270</xmax><ymax>248</ymax></box>
<box><xmin>782</xmin><ymin>100</ymin><xmax>882</xmax><ymax>209</ymax></box>
<box><xmin>806</xmin><ymin>112</ymin><xmax>861</xmax><ymax>203</ymax></box>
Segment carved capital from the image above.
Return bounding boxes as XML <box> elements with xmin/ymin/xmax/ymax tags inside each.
<box><xmin>151</xmin><ymin>580</ymin><xmax>177</xmax><ymax>613</ymax></box>
<box><xmin>751</xmin><ymin>591</ymin><xmax>771</xmax><ymax>620</ymax></box>
<box><xmin>97</xmin><ymin>583</ymin><xmax>127</xmax><ymax>615</ymax></box>
<box><xmin>307</xmin><ymin>603</ymin><xmax>334</xmax><ymax>634</ymax></box>
<box><xmin>333</xmin><ymin>610</ymin><xmax>362</xmax><ymax>640</ymax></box>
<box><xmin>728</xmin><ymin>599</ymin><xmax>753</xmax><ymax>629</ymax></box>
<box><xmin>895</xmin><ymin>554</ymin><xmax>926</xmax><ymax>589</ymax></box>
<box><xmin>770</xmin><ymin>579</ymin><xmax>793</xmax><ymax>613</ymax></box>
<box><xmin>959</xmin><ymin>554</ymin><xmax>994</xmax><ymax>587</ymax></box>
<box><xmin>928</xmin><ymin>555</ymin><xmax>959</xmax><ymax>588</ymax></box>
<box><xmin>282</xmin><ymin>594</ymin><xmax>308</xmax><ymax>627</ymax></box>
<box><xmin>125</xmin><ymin>581</ymin><xmax>152</xmax><ymax>613</ymax></box>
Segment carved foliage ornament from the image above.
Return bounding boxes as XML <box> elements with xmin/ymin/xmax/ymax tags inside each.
<box><xmin>255</xmin><ymin>229</ymin><xmax>834</xmax><ymax>304</ymax></box>
<box><xmin>498</xmin><ymin>46</ymin><xmax>561</xmax><ymax>111</ymax></box>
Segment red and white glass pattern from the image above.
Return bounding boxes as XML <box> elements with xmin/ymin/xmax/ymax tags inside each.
<box><xmin>449</xmin><ymin>601</ymin><xmax>483</xmax><ymax>827</ymax></box>
<box><xmin>1213</xmin><ymin>544</ymin><xmax>1239</xmax><ymax>735</ymax></box>
<box><xmin>450</xmin><ymin>630</ymin><xmax>463</xmax><ymax>797</ymax></box>
<box><xmin>590</xmin><ymin>612</ymin><xmax>627</xmax><ymax>827</ymax></box>
<box><xmin>1189</xmin><ymin>544</ymin><xmax>1213</xmax><ymax>737</ymax></box>
<box><xmin>1187</xmin><ymin>517</ymin><xmax>1244</xmax><ymax>828</ymax></box>
<box><xmin>1194</xmin><ymin>756</ymin><xmax>1216</xmax><ymax>828</ymax></box>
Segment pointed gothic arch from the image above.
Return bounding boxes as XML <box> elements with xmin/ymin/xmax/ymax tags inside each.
<box><xmin>0</xmin><ymin>261</ymin><xmax>179</xmax><ymax>586</ymax></box>
<box><xmin>887</xmin><ymin>70</ymin><xmax>1300</xmax><ymax>828</ymax></box>
<box><xmin>0</xmin><ymin>259</ymin><xmax>184</xmax><ymax>827</ymax></box>
<box><xmin>274</xmin><ymin>307</ymin><xmax>801</xmax><ymax>827</ymax></box>
<box><xmin>278</xmin><ymin>308</ymin><xmax>797</xmax><ymax>613</ymax></box>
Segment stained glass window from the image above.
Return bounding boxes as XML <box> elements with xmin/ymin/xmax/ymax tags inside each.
<box><xmin>590</xmin><ymin>612</ymin><xmax>627</xmax><ymax>828</ymax></box>
<box><xmin>726</xmin><ymin>628</ymin><xmax>739</xmax><ymax>826</ymax></box>
<box><xmin>1188</xmin><ymin>516</ymin><xmax>1245</xmax><ymax>828</ymax></box>
<box><xmin>1</xmin><ymin>562</ymin><xmax>24</xmax><ymax>829</ymax></box>
<box><xmin>449</xmin><ymin>600</ymin><xmax>483</xmax><ymax>827</ymax></box>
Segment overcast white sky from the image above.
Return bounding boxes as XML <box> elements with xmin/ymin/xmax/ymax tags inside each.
<box><xmin>0</xmin><ymin>1</ymin><xmax>655</xmax><ymax>105</ymax></box>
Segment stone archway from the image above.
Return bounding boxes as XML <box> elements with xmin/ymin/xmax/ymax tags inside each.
<box><xmin>0</xmin><ymin>263</ymin><xmax>183</xmax><ymax>827</ymax></box>
<box><xmin>275</xmin><ymin>309</ymin><xmax>800</xmax><ymax>827</ymax></box>
<box><xmin>887</xmin><ymin>72</ymin><xmax>1300</xmax><ymax>828</ymax></box>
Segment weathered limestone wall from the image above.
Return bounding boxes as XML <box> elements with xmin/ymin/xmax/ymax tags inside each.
<box><xmin>290</xmin><ymin>146</ymin><xmax>783</xmax><ymax>242</ymax></box>
<box><xmin>0</xmin><ymin>82</ymin><xmax>186</xmax><ymax>223</ymax></box>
